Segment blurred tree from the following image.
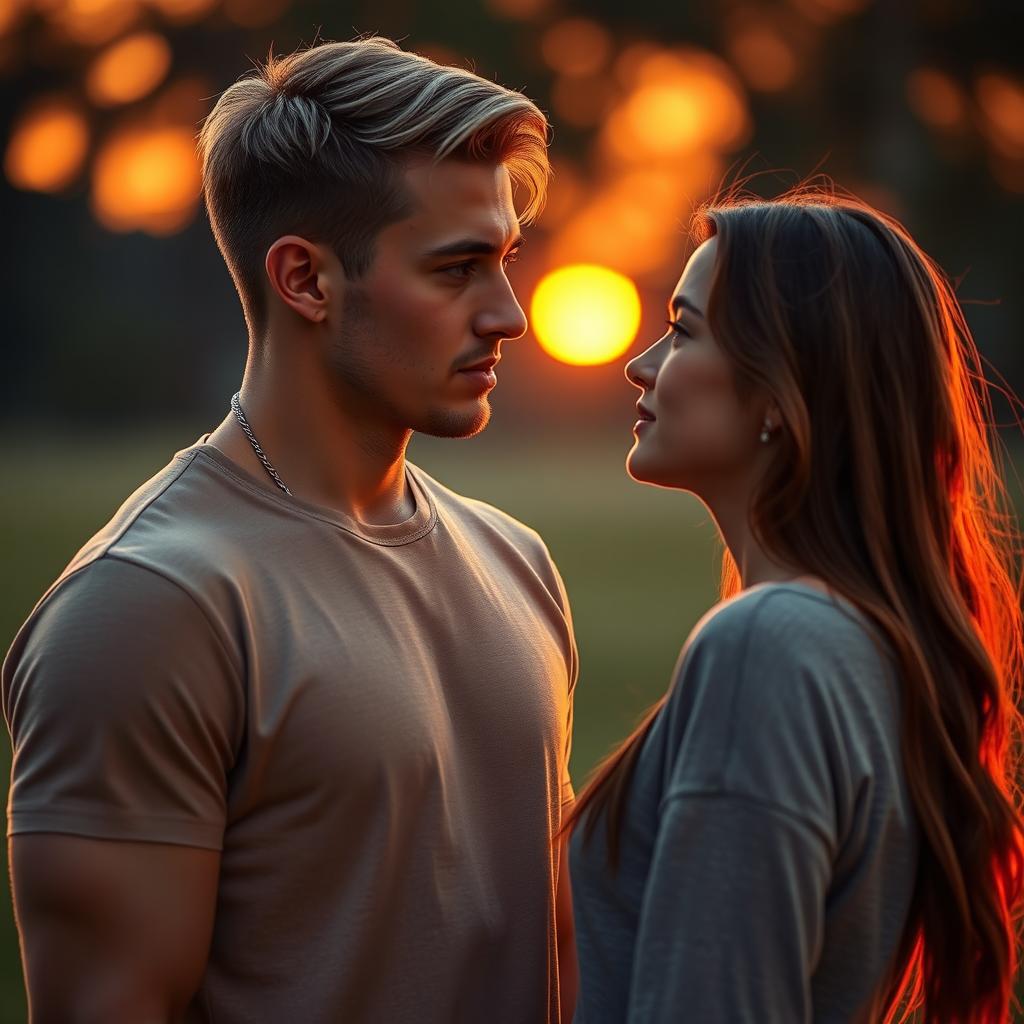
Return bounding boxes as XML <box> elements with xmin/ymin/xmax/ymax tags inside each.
<box><xmin>0</xmin><ymin>0</ymin><xmax>1020</xmax><ymax>428</ymax></box>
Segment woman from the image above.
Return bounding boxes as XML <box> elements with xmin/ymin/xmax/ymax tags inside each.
<box><xmin>567</xmin><ymin>188</ymin><xmax>1024</xmax><ymax>1023</ymax></box>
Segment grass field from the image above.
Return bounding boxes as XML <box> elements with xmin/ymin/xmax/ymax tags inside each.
<box><xmin>3</xmin><ymin>426</ymin><xmax>1022</xmax><ymax>1021</ymax></box>
<box><xmin>0</xmin><ymin>425</ymin><xmax>721</xmax><ymax>1020</ymax></box>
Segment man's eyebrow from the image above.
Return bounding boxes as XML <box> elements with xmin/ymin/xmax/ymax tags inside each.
<box><xmin>669</xmin><ymin>295</ymin><xmax>705</xmax><ymax>320</ymax></box>
<box><xmin>423</xmin><ymin>235</ymin><xmax>525</xmax><ymax>259</ymax></box>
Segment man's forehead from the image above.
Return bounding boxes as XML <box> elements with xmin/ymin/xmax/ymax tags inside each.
<box><xmin>397</xmin><ymin>158</ymin><xmax>520</xmax><ymax>246</ymax></box>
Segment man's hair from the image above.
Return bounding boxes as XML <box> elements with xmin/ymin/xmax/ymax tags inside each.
<box><xmin>198</xmin><ymin>36</ymin><xmax>550</xmax><ymax>334</ymax></box>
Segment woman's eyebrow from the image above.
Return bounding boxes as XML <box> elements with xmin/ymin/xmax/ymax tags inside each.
<box><xmin>669</xmin><ymin>295</ymin><xmax>705</xmax><ymax>320</ymax></box>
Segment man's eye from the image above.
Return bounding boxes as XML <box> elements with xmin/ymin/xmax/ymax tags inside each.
<box><xmin>443</xmin><ymin>261</ymin><xmax>476</xmax><ymax>280</ymax></box>
<box><xmin>503</xmin><ymin>250</ymin><xmax>520</xmax><ymax>269</ymax></box>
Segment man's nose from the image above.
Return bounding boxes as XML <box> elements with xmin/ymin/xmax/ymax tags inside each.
<box><xmin>474</xmin><ymin>274</ymin><xmax>529</xmax><ymax>341</ymax></box>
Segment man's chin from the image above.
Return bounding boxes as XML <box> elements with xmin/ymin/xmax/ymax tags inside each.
<box><xmin>417</xmin><ymin>400</ymin><xmax>492</xmax><ymax>439</ymax></box>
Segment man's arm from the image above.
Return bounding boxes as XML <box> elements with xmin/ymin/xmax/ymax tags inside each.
<box><xmin>3</xmin><ymin>558</ymin><xmax>244</xmax><ymax>1022</ymax></box>
<box><xmin>11</xmin><ymin>835</ymin><xmax>220</xmax><ymax>1023</ymax></box>
<box><xmin>556</xmin><ymin>831</ymin><xmax>578</xmax><ymax>1024</ymax></box>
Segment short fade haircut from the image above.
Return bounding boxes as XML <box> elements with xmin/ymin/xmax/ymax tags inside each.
<box><xmin>198</xmin><ymin>36</ymin><xmax>550</xmax><ymax>335</ymax></box>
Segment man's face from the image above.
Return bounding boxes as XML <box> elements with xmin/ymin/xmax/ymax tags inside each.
<box><xmin>325</xmin><ymin>158</ymin><xmax>528</xmax><ymax>439</ymax></box>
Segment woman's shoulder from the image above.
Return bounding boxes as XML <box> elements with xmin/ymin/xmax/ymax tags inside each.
<box><xmin>688</xmin><ymin>582</ymin><xmax>877</xmax><ymax>668</ymax></box>
<box><xmin>668</xmin><ymin>581</ymin><xmax>892</xmax><ymax>729</ymax></box>
<box><xmin>660</xmin><ymin>582</ymin><xmax>898</xmax><ymax>821</ymax></box>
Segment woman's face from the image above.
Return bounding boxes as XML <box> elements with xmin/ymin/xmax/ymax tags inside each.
<box><xmin>625</xmin><ymin>237</ymin><xmax>770</xmax><ymax>494</ymax></box>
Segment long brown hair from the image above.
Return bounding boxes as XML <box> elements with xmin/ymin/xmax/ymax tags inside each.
<box><xmin>567</xmin><ymin>185</ymin><xmax>1024</xmax><ymax>1023</ymax></box>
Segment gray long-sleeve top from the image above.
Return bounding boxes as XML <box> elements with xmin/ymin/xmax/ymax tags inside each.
<box><xmin>570</xmin><ymin>583</ymin><xmax>919</xmax><ymax>1023</ymax></box>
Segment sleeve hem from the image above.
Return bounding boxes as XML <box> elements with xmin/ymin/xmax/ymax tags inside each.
<box><xmin>8</xmin><ymin>810</ymin><xmax>224</xmax><ymax>851</ymax></box>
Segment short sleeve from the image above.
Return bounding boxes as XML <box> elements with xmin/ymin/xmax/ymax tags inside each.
<box><xmin>3</xmin><ymin>556</ymin><xmax>244</xmax><ymax>850</ymax></box>
<box><xmin>539</xmin><ymin>540</ymin><xmax>579</xmax><ymax>807</ymax></box>
<box><xmin>511</xmin><ymin>524</ymin><xmax>578</xmax><ymax>808</ymax></box>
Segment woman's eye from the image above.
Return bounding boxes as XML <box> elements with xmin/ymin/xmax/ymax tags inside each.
<box><xmin>666</xmin><ymin>319</ymin><xmax>690</xmax><ymax>342</ymax></box>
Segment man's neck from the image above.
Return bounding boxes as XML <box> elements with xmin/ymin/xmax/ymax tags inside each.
<box><xmin>205</xmin><ymin>371</ymin><xmax>416</xmax><ymax>527</ymax></box>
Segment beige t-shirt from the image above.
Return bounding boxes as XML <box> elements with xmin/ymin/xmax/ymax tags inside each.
<box><xmin>3</xmin><ymin>439</ymin><xmax>578</xmax><ymax>1023</ymax></box>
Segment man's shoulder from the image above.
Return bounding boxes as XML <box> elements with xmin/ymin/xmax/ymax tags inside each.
<box><xmin>58</xmin><ymin>447</ymin><xmax>198</xmax><ymax>578</ymax></box>
<box><xmin>3</xmin><ymin>445</ymin><xmax>249</xmax><ymax>710</ymax></box>
<box><xmin>29</xmin><ymin>445</ymin><xmax>250</xmax><ymax>634</ymax></box>
<box><xmin>409</xmin><ymin>461</ymin><xmax>549</xmax><ymax>555</ymax></box>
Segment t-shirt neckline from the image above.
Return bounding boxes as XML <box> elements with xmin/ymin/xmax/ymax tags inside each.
<box><xmin>175</xmin><ymin>436</ymin><xmax>437</xmax><ymax>546</ymax></box>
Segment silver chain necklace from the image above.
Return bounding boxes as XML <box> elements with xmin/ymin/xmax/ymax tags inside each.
<box><xmin>229</xmin><ymin>392</ymin><xmax>293</xmax><ymax>496</ymax></box>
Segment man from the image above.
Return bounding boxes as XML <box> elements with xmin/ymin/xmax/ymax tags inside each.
<box><xmin>3</xmin><ymin>37</ymin><xmax>578</xmax><ymax>1022</ymax></box>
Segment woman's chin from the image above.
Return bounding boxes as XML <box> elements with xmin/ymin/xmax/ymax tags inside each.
<box><xmin>626</xmin><ymin>444</ymin><xmax>692</xmax><ymax>490</ymax></box>
<box><xmin>625</xmin><ymin>445</ymin><xmax>659</xmax><ymax>485</ymax></box>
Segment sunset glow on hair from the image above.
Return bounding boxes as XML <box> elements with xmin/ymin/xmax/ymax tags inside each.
<box><xmin>566</xmin><ymin>183</ymin><xmax>1024</xmax><ymax>1024</ymax></box>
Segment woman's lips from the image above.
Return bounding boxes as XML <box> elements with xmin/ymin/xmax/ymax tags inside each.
<box><xmin>634</xmin><ymin>403</ymin><xmax>656</xmax><ymax>433</ymax></box>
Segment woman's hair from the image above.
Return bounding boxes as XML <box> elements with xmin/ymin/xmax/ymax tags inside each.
<box><xmin>566</xmin><ymin>184</ymin><xmax>1024</xmax><ymax>1023</ymax></box>
<box><xmin>198</xmin><ymin>36</ymin><xmax>549</xmax><ymax>335</ymax></box>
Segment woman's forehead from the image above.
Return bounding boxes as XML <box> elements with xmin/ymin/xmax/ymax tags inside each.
<box><xmin>671</xmin><ymin>237</ymin><xmax>717</xmax><ymax>308</ymax></box>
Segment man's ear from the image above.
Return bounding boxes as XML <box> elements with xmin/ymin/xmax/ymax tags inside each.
<box><xmin>264</xmin><ymin>235</ymin><xmax>338</xmax><ymax>324</ymax></box>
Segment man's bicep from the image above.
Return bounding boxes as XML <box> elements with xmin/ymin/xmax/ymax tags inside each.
<box><xmin>11</xmin><ymin>834</ymin><xmax>220</xmax><ymax>1020</ymax></box>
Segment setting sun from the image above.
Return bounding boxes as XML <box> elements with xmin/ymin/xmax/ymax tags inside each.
<box><xmin>531</xmin><ymin>264</ymin><xmax>642</xmax><ymax>366</ymax></box>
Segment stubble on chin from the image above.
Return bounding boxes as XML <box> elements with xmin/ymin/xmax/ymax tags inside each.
<box><xmin>419</xmin><ymin>398</ymin><xmax>492</xmax><ymax>439</ymax></box>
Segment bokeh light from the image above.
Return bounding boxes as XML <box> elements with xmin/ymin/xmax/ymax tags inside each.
<box><xmin>551</xmin><ymin>73</ymin><xmax>615</xmax><ymax>128</ymax></box>
<box><xmin>907</xmin><ymin>68</ymin><xmax>968</xmax><ymax>131</ymax></box>
<box><xmin>601</xmin><ymin>49</ymin><xmax>750</xmax><ymax>164</ymax></box>
<box><xmin>976</xmin><ymin>73</ymin><xmax>1024</xmax><ymax>159</ymax></box>
<box><xmin>540</xmin><ymin>159</ymin><xmax>584</xmax><ymax>227</ymax></box>
<box><xmin>91</xmin><ymin>124</ymin><xmax>201</xmax><ymax>234</ymax></box>
<box><xmin>222</xmin><ymin>0</ymin><xmax>292</xmax><ymax>28</ymax></box>
<box><xmin>531</xmin><ymin>264</ymin><xmax>641</xmax><ymax>366</ymax></box>
<box><xmin>727</xmin><ymin>21</ymin><xmax>798</xmax><ymax>92</ymax></box>
<box><xmin>149</xmin><ymin>75</ymin><xmax>214</xmax><ymax>123</ymax></box>
<box><xmin>4</xmin><ymin>99</ymin><xmax>89</xmax><ymax>192</ymax></box>
<box><xmin>147</xmin><ymin>0</ymin><xmax>219</xmax><ymax>23</ymax></box>
<box><xmin>86</xmin><ymin>33</ymin><xmax>173</xmax><ymax>107</ymax></box>
<box><xmin>549</xmin><ymin>164</ymin><xmax>710</xmax><ymax>278</ymax></box>
<box><xmin>540</xmin><ymin>18</ymin><xmax>612</xmax><ymax>78</ymax></box>
<box><xmin>0</xmin><ymin>0</ymin><xmax>26</xmax><ymax>35</ymax></box>
<box><xmin>46</xmin><ymin>0</ymin><xmax>141</xmax><ymax>45</ymax></box>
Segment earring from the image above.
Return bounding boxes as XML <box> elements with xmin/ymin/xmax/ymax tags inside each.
<box><xmin>760</xmin><ymin>419</ymin><xmax>772</xmax><ymax>443</ymax></box>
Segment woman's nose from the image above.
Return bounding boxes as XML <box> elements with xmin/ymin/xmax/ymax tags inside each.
<box><xmin>625</xmin><ymin>347</ymin><xmax>659</xmax><ymax>390</ymax></box>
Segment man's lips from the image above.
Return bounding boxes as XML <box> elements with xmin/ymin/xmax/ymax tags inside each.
<box><xmin>458</xmin><ymin>356</ymin><xmax>500</xmax><ymax>374</ymax></box>
<box><xmin>456</xmin><ymin>355</ymin><xmax>500</xmax><ymax>392</ymax></box>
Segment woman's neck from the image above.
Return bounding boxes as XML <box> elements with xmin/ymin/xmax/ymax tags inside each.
<box><xmin>704</xmin><ymin>490</ymin><xmax>810</xmax><ymax>590</ymax></box>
